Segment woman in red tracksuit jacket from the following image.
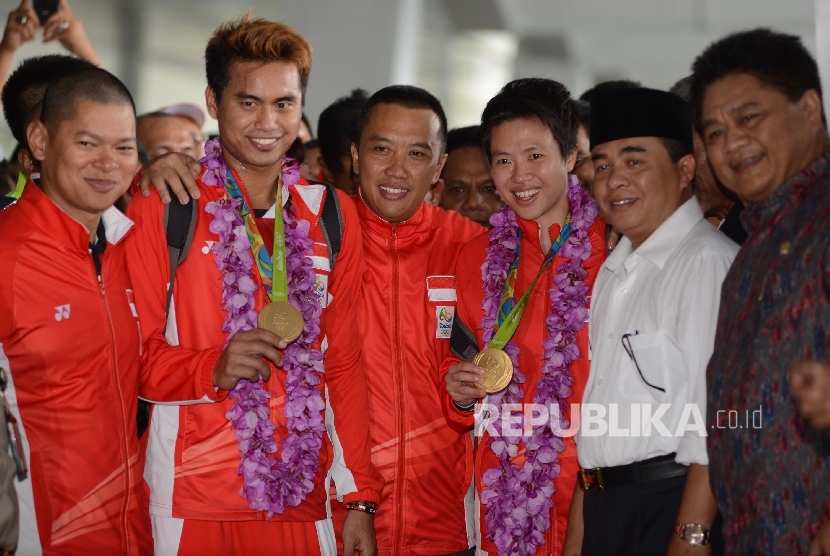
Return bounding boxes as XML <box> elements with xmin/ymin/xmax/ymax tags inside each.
<box><xmin>441</xmin><ymin>78</ymin><xmax>607</xmax><ymax>556</ymax></box>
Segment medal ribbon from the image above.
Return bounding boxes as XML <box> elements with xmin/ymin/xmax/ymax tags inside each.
<box><xmin>221</xmin><ymin>168</ymin><xmax>288</xmax><ymax>302</ymax></box>
<box><xmin>489</xmin><ymin>215</ymin><xmax>572</xmax><ymax>350</ymax></box>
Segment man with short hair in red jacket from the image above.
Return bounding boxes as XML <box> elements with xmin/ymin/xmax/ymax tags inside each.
<box><xmin>338</xmin><ymin>85</ymin><xmax>483</xmax><ymax>555</ymax></box>
<box><xmin>0</xmin><ymin>67</ymin><xmax>152</xmax><ymax>554</ymax></box>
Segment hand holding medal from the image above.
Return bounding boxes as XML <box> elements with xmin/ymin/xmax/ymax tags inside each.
<box><xmin>474</xmin><ymin>219</ymin><xmax>573</xmax><ymax>393</ymax></box>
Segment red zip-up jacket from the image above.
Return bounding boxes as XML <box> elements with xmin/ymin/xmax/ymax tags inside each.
<box><xmin>0</xmin><ymin>183</ymin><xmax>152</xmax><ymax>555</ymax></box>
<box><xmin>125</xmin><ymin>171</ymin><xmax>383</xmax><ymax>523</ymax></box>
<box><xmin>331</xmin><ymin>199</ymin><xmax>483</xmax><ymax>555</ymax></box>
<box><xmin>441</xmin><ymin>215</ymin><xmax>606</xmax><ymax>556</ymax></box>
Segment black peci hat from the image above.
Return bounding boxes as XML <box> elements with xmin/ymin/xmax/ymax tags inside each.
<box><xmin>589</xmin><ymin>87</ymin><xmax>693</xmax><ymax>149</ymax></box>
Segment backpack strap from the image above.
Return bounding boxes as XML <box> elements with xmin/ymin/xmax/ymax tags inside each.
<box><xmin>317</xmin><ymin>182</ymin><xmax>343</xmax><ymax>271</ymax></box>
<box><xmin>162</xmin><ymin>194</ymin><xmax>198</xmax><ymax>321</ymax></box>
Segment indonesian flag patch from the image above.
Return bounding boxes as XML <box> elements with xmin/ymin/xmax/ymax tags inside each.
<box><xmin>426</xmin><ymin>275</ymin><xmax>457</xmax><ymax>302</ymax></box>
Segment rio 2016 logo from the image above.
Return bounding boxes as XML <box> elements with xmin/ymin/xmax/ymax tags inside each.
<box><xmin>435</xmin><ymin>306</ymin><xmax>454</xmax><ymax>339</ymax></box>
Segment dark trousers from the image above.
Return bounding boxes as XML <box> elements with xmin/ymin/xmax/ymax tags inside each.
<box><xmin>582</xmin><ymin>474</ymin><xmax>724</xmax><ymax>556</ymax></box>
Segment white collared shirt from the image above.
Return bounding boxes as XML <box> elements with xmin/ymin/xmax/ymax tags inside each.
<box><xmin>577</xmin><ymin>197</ymin><xmax>739</xmax><ymax>469</ymax></box>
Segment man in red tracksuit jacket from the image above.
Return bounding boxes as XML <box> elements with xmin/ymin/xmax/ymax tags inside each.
<box><xmin>327</xmin><ymin>86</ymin><xmax>483</xmax><ymax>555</ymax></box>
<box><xmin>125</xmin><ymin>17</ymin><xmax>382</xmax><ymax>556</ymax></box>
<box><xmin>442</xmin><ymin>79</ymin><xmax>607</xmax><ymax>556</ymax></box>
<box><xmin>0</xmin><ymin>69</ymin><xmax>152</xmax><ymax>554</ymax></box>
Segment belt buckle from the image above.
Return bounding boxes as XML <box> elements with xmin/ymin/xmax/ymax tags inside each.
<box><xmin>578</xmin><ymin>468</ymin><xmax>604</xmax><ymax>491</ymax></box>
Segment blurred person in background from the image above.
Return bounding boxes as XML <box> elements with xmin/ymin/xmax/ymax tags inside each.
<box><xmin>669</xmin><ymin>76</ymin><xmax>740</xmax><ymax>233</ymax></box>
<box><xmin>284</xmin><ymin>112</ymin><xmax>314</xmax><ymax>173</ymax></box>
<box><xmin>299</xmin><ymin>112</ymin><xmax>313</xmax><ymax>144</ymax></box>
<box><xmin>691</xmin><ymin>28</ymin><xmax>830</xmax><ymax>555</ymax></box>
<box><xmin>572</xmin><ymin>100</ymin><xmax>594</xmax><ymax>190</ymax></box>
<box><xmin>437</xmin><ymin>125</ymin><xmax>503</xmax><ymax>227</ymax></box>
<box><xmin>317</xmin><ymin>88</ymin><xmax>369</xmax><ymax>195</ymax></box>
<box><xmin>160</xmin><ymin>102</ymin><xmax>206</xmax><ymax>158</ymax></box>
<box><xmin>0</xmin><ymin>0</ymin><xmax>99</xmax><ymax>90</ymax></box>
<box><xmin>137</xmin><ymin>102</ymin><xmax>206</xmax><ymax>161</ymax></box>
<box><xmin>300</xmin><ymin>138</ymin><xmax>321</xmax><ymax>181</ymax></box>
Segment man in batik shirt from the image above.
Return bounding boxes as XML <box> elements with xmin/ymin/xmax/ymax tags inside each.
<box><xmin>691</xmin><ymin>28</ymin><xmax>830</xmax><ymax>554</ymax></box>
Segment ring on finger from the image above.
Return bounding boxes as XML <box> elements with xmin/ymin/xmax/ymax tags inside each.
<box><xmin>16</xmin><ymin>14</ymin><xmax>27</xmax><ymax>25</ymax></box>
<box><xmin>58</xmin><ymin>20</ymin><xmax>69</xmax><ymax>32</ymax></box>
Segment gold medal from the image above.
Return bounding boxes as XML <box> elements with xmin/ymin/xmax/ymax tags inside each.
<box><xmin>258</xmin><ymin>301</ymin><xmax>305</xmax><ymax>342</ymax></box>
<box><xmin>473</xmin><ymin>348</ymin><xmax>514</xmax><ymax>393</ymax></box>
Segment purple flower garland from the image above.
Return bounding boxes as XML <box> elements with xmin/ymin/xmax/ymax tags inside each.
<box><xmin>202</xmin><ymin>138</ymin><xmax>326</xmax><ymax>517</ymax></box>
<box><xmin>479</xmin><ymin>175</ymin><xmax>596</xmax><ymax>555</ymax></box>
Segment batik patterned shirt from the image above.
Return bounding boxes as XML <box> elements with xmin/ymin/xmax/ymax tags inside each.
<box><xmin>707</xmin><ymin>151</ymin><xmax>830</xmax><ymax>554</ymax></box>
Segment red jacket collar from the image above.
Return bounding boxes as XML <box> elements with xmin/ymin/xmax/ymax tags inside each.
<box><xmin>516</xmin><ymin>213</ymin><xmax>563</xmax><ymax>256</ymax></box>
<box><xmin>356</xmin><ymin>193</ymin><xmax>429</xmax><ymax>239</ymax></box>
<box><xmin>16</xmin><ymin>179</ymin><xmax>132</xmax><ymax>252</ymax></box>
<box><xmin>18</xmin><ymin>180</ymin><xmax>98</xmax><ymax>252</ymax></box>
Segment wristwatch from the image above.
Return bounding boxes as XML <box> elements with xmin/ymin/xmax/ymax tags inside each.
<box><xmin>674</xmin><ymin>523</ymin><xmax>710</xmax><ymax>546</ymax></box>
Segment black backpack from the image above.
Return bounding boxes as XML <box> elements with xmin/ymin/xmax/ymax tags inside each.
<box><xmin>136</xmin><ymin>182</ymin><xmax>344</xmax><ymax>438</ymax></box>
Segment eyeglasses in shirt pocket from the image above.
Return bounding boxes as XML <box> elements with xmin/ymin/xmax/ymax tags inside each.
<box><xmin>620</xmin><ymin>330</ymin><xmax>684</xmax><ymax>404</ymax></box>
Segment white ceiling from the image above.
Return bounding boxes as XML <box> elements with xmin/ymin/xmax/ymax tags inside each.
<box><xmin>496</xmin><ymin>0</ymin><xmax>817</xmax><ymax>93</ymax></box>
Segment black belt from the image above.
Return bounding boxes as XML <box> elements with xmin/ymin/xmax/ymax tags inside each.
<box><xmin>578</xmin><ymin>453</ymin><xmax>687</xmax><ymax>491</ymax></box>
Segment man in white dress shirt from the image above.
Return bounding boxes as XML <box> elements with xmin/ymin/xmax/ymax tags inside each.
<box><xmin>562</xmin><ymin>87</ymin><xmax>738</xmax><ymax>556</ymax></box>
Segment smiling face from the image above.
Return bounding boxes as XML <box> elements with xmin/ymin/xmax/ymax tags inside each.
<box><xmin>206</xmin><ymin>60</ymin><xmax>303</xmax><ymax>173</ymax></box>
<box><xmin>352</xmin><ymin>103</ymin><xmax>446</xmax><ymax>223</ymax></box>
<box><xmin>592</xmin><ymin>136</ymin><xmax>694</xmax><ymax>248</ymax></box>
<box><xmin>28</xmin><ymin>100</ymin><xmax>137</xmax><ymax>233</ymax></box>
<box><xmin>439</xmin><ymin>145</ymin><xmax>503</xmax><ymax>226</ymax></box>
<box><xmin>699</xmin><ymin>72</ymin><xmax>825</xmax><ymax>203</ymax></box>
<box><xmin>489</xmin><ymin>117</ymin><xmax>575</xmax><ymax>230</ymax></box>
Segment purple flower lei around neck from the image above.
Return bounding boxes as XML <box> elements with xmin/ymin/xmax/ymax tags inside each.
<box><xmin>479</xmin><ymin>175</ymin><xmax>597</xmax><ymax>555</ymax></box>
<box><xmin>202</xmin><ymin>137</ymin><xmax>326</xmax><ymax>517</ymax></box>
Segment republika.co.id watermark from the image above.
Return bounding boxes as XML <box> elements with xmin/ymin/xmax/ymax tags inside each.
<box><xmin>473</xmin><ymin>403</ymin><xmax>764</xmax><ymax>438</ymax></box>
